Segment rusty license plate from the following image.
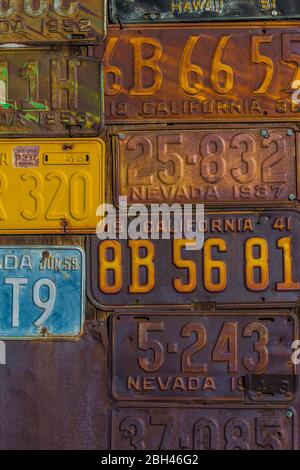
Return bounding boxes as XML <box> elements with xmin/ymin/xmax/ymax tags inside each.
<box><xmin>0</xmin><ymin>48</ymin><xmax>102</xmax><ymax>137</ymax></box>
<box><xmin>87</xmin><ymin>210</ymin><xmax>300</xmax><ymax>309</ymax></box>
<box><xmin>111</xmin><ymin>312</ymin><xmax>297</xmax><ymax>403</ymax></box>
<box><xmin>110</xmin><ymin>0</ymin><xmax>300</xmax><ymax>24</ymax></box>
<box><xmin>111</xmin><ymin>406</ymin><xmax>296</xmax><ymax>450</ymax></box>
<box><xmin>114</xmin><ymin>125</ymin><xmax>299</xmax><ymax>205</ymax></box>
<box><xmin>100</xmin><ymin>23</ymin><xmax>300</xmax><ymax>123</ymax></box>
<box><xmin>0</xmin><ymin>0</ymin><xmax>106</xmax><ymax>44</ymax></box>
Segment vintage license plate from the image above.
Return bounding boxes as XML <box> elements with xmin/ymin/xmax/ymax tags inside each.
<box><xmin>111</xmin><ymin>312</ymin><xmax>297</xmax><ymax>403</ymax></box>
<box><xmin>111</xmin><ymin>406</ymin><xmax>296</xmax><ymax>450</ymax></box>
<box><xmin>0</xmin><ymin>48</ymin><xmax>102</xmax><ymax>137</ymax></box>
<box><xmin>0</xmin><ymin>246</ymin><xmax>84</xmax><ymax>339</ymax></box>
<box><xmin>99</xmin><ymin>23</ymin><xmax>300</xmax><ymax>123</ymax></box>
<box><xmin>0</xmin><ymin>0</ymin><xmax>106</xmax><ymax>44</ymax></box>
<box><xmin>87</xmin><ymin>210</ymin><xmax>300</xmax><ymax>309</ymax></box>
<box><xmin>0</xmin><ymin>138</ymin><xmax>104</xmax><ymax>233</ymax></box>
<box><xmin>110</xmin><ymin>0</ymin><xmax>300</xmax><ymax>23</ymax></box>
<box><xmin>114</xmin><ymin>125</ymin><xmax>298</xmax><ymax>205</ymax></box>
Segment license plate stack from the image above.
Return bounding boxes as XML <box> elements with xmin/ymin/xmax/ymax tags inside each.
<box><xmin>95</xmin><ymin>0</ymin><xmax>300</xmax><ymax>451</ymax></box>
<box><xmin>0</xmin><ymin>0</ymin><xmax>300</xmax><ymax>452</ymax></box>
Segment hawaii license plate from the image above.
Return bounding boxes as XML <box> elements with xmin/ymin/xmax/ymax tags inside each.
<box><xmin>109</xmin><ymin>0</ymin><xmax>300</xmax><ymax>23</ymax></box>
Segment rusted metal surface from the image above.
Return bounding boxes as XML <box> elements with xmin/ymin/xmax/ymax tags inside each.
<box><xmin>114</xmin><ymin>125</ymin><xmax>299</xmax><ymax>206</ymax></box>
<box><xmin>87</xmin><ymin>209</ymin><xmax>300</xmax><ymax>310</ymax></box>
<box><xmin>0</xmin><ymin>0</ymin><xmax>106</xmax><ymax>44</ymax></box>
<box><xmin>246</xmin><ymin>374</ymin><xmax>298</xmax><ymax>401</ymax></box>
<box><xmin>110</xmin><ymin>0</ymin><xmax>300</xmax><ymax>23</ymax></box>
<box><xmin>111</xmin><ymin>405</ymin><xmax>296</xmax><ymax>449</ymax></box>
<box><xmin>110</xmin><ymin>311</ymin><xmax>297</xmax><ymax>403</ymax></box>
<box><xmin>97</xmin><ymin>22</ymin><xmax>300</xmax><ymax>124</ymax></box>
<box><xmin>0</xmin><ymin>320</ymin><xmax>109</xmax><ymax>450</ymax></box>
<box><xmin>0</xmin><ymin>47</ymin><xmax>102</xmax><ymax>137</ymax></box>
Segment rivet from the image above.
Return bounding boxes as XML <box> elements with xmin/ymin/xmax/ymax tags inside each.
<box><xmin>287</xmin><ymin>129</ymin><xmax>294</xmax><ymax>136</ymax></box>
<box><xmin>286</xmin><ymin>410</ymin><xmax>293</xmax><ymax>418</ymax></box>
<box><xmin>289</xmin><ymin>194</ymin><xmax>296</xmax><ymax>201</ymax></box>
<box><xmin>260</xmin><ymin>129</ymin><xmax>269</xmax><ymax>138</ymax></box>
<box><xmin>118</xmin><ymin>133</ymin><xmax>126</xmax><ymax>140</ymax></box>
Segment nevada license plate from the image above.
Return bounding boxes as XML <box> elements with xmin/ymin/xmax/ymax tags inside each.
<box><xmin>111</xmin><ymin>406</ymin><xmax>296</xmax><ymax>450</ymax></box>
<box><xmin>87</xmin><ymin>210</ymin><xmax>300</xmax><ymax>309</ymax></box>
<box><xmin>0</xmin><ymin>0</ymin><xmax>106</xmax><ymax>44</ymax></box>
<box><xmin>0</xmin><ymin>138</ymin><xmax>104</xmax><ymax>233</ymax></box>
<box><xmin>111</xmin><ymin>312</ymin><xmax>297</xmax><ymax>403</ymax></box>
<box><xmin>110</xmin><ymin>0</ymin><xmax>300</xmax><ymax>23</ymax></box>
<box><xmin>114</xmin><ymin>125</ymin><xmax>298</xmax><ymax>205</ymax></box>
<box><xmin>0</xmin><ymin>48</ymin><xmax>102</xmax><ymax>137</ymax></box>
<box><xmin>99</xmin><ymin>23</ymin><xmax>300</xmax><ymax>123</ymax></box>
<box><xmin>0</xmin><ymin>246</ymin><xmax>84</xmax><ymax>339</ymax></box>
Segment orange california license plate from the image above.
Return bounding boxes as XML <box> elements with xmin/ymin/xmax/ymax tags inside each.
<box><xmin>98</xmin><ymin>23</ymin><xmax>300</xmax><ymax>123</ymax></box>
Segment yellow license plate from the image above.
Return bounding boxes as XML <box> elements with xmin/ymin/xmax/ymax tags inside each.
<box><xmin>0</xmin><ymin>138</ymin><xmax>104</xmax><ymax>233</ymax></box>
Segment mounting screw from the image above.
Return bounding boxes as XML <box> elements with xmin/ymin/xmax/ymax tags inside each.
<box><xmin>286</xmin><ymin>410</ymin><xmax>293</xmax><ymax>418</ymax></box>
<box><xmin>271</xmin><ymin>10</ymin><xmax>278</xmax><ymax>16</ymax></box>
<box><xmin>150</xmin><ymin>13</ymin><xmax>156</xmax><ymax>20</ymax></box>
<box><xmin>260</xmin><ymin>129</ymin><xmax>269</xmax><ymax>138</ymax></box>
<box><xmin>287</xmin><ymin>129</ymin><xmax>294</xmax><ymax>136</ymax></box>
<box><xmin>118</xmin><ymin>133</ymin><xmax>126</xmax><ymax>140</ymax></box>
<box><xmin>289</xmin><ymin>194</ymin><xmax>297</xmax><ymax>201</ymax></box>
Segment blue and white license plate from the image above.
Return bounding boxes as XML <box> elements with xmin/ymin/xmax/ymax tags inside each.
<box><xmin>0</xmin><ymin>247</ymin><xmax>84</xmax><ymax>339</ymax></box>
